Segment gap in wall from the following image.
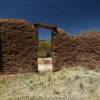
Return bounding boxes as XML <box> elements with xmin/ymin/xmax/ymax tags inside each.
<box><xmin>38</xmin><ymin>28</ymin><xmax>52</xmax><ymax>72</ymax></box>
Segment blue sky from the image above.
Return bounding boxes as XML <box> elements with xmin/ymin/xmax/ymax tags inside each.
<box><xmin>0</xmin><ymin>0</ymin><xmax>100</xmax><ymax>39</ymax></box>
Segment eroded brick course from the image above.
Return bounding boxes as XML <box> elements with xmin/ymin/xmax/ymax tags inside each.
<box><xmin>0</xmin><ymin>19</ymin><xmax>38</xmax><ymax>74</ymax></box>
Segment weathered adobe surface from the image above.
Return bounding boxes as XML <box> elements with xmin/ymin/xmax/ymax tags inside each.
<box><xmin>54</xmin><ymin>31</ymin><xmax>100</xmax><ymax>70</ymax></box>
<box><xmin>75</xmin><ymin>32</ymin><xmax>100</xmax><ymax>68</ymax></box>
<box><xmin>0</xmin><ymin>18</ymin><xmax>100</xmax><ymax>74</ymax></box>
<box><xmin>31</xmin><ymin>23</ymin><xmax>100</xmax><ymax>71</ymax></box>
<box><xmin>0</xmin><ymin>19</ymin><xmax>38</xmax><ymax>74</ymax></box>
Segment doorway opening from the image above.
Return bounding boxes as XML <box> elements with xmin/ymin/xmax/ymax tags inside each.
<box><xmin>38</xmin><ymin>28</ymin><xmax>53</xmax><ymax>72</ymax></box>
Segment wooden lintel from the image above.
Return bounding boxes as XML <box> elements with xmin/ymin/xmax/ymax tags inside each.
<box><xmin>34</xmin><ymin>23</ymin><xmax>57</xmax><ymax>30</ymax></box>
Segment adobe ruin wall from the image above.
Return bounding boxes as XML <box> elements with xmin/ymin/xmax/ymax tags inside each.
<box><xmin>0</xmin><ymin>19</ymin><xmax>100</xmax><ymax>74</ymax></box>
<box><xmin>0</xmin><ymin>19</ymin><xmax>38</xmax><ymax>74</ymax></box>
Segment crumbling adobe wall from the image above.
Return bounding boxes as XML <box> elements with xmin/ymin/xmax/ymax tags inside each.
<box><xmin>52</xmin><ymin>30</ymin><xmax>100</xmax><ymax>71</ymax></box>
<box><xmin>0</xmin><ymin>19</ymin><xmax>100</xmax><ymax>74</ymax></box>
<box><xmin>0</xmin><ymin>19</ymin><xmax>38</xmax><ymax>74</ymax></box>
<box><xmin>75</xmin><ymin>32</ymin><xmax>100</xmax><ymax>68</ymax></box>
<box><xmin>52</xmin><ymin>28</ymin><xmax>69</xmax><ymax>71</ymax></box>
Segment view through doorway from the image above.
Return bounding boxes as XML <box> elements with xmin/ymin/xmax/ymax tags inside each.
<box><xmin>38</xmin><ymin>28</ymin><xmax>53</xmax><ymax>72</ymax></box>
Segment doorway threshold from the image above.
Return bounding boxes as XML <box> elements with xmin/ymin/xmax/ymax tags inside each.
<box><xmin>38</xmin><ymin>58</ymin><xmax>52</xmax><ymax>72</ymax></box>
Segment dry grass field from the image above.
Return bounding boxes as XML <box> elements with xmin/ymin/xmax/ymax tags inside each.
<box><xmin>0</xmin><ymin>65</ymin><xmax>100</xmax><ymax>100</ymax></box>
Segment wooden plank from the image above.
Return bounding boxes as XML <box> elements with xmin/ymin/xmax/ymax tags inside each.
<box><xmin>34</xmin><ymin>23</ymin><xmax>57</xmax><ymax>30</ymax></box>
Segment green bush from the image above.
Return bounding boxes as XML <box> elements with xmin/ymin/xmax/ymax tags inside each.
<box><xmin>38</xmin><ymin>40</ymin><xmax>51</xmax><ymax>58</ymax></box>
